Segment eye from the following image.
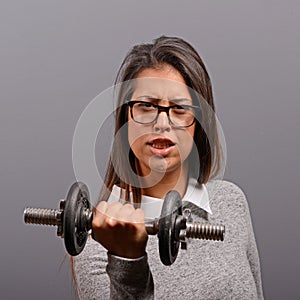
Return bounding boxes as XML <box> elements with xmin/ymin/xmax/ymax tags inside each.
<box><xmin>172</xmin><ymin>105</ymin><xmax>191</xmax><ymax>114</ymax></box>
<box><xmin>137</xmin><ymin>102</ymin><xmax>156</xmax><ymax>111</ymax></box>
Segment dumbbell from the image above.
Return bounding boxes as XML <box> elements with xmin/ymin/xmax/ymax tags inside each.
<box><xmin>24</xmin><ymin>182</ymin><xmax>225</xmax><ymax>266</ymax></box>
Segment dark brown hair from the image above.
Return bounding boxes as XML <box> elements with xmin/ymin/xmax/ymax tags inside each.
<box><xmin>100</xmin><ymin>35</ymin><xmax>223</xmax><ymax>204</ymax></box>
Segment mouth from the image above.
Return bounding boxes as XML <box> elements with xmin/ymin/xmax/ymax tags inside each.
<box><xmin>147</xmin><ymin>138</ymin><xmax>175</xmax><ymax>155</ymax></box>
<box><xmin>147</xmin><ymin>138</ymin><xmax>175</xmax><ymax>148</ymax></box>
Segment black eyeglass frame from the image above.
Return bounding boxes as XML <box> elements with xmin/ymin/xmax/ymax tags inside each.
<box><xmin>126</xmin><ymin>100</ymin><xmax>201</xmax><ymax>128</ymax></box>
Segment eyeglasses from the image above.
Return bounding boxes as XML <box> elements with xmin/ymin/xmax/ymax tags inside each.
<box><xmin>127</xmin><ymin>100</ymin><xmax>201</xmax><ymax>128</ymax></box>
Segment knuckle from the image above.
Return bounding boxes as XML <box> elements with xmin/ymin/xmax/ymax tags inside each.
<box><xmin>131</xmin><ymin>209</ymin><xmax>145</xmax><ymax>223</ymax></box>
<box><xmin>110</xmin><ymin>201</ymin><xmax>123</xmax><ymax>209</ymax></box>
<box><xmin>92</xmin><ymin>217</ymin><xmax>102</xmax><ymax>230</ymax></box>
<box><xmin>121</xmin><ymin>204</ymin><xmax>135</xmax><ymax>215</ymax></box>
<box><xmin>134</xmin><ymin>208</ymin><xmax>145</xmax><ymax>218</ymax></box>
<box><xmin>94</xmin><ymin>201</ymin><xmax>107</xmax><ymax>216</ymax></box>
<box><xmin>106</xmin><ymin>216</ymin><xmax>119</xmax><ymax>227</ymax></box>
<box><xmin>123</xmin><ymin>203</ymin><xmax>134</xmax><ymax>210</ymax></box>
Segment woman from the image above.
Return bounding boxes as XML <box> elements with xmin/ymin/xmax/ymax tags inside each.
<box><xmin>73</xmin><ymin>36</ymin><xmax>264</xmax><ymax>299</ymax></box>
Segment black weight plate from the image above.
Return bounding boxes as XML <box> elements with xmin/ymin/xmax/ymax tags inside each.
<box><xmin>158</xmin><ymin>190</ymin><xmax>182</xmax><ymax>266</ymax></box>
<box><xmin>63</xmin><ymin>182</ymin><xmax>90</xmax><ymax>256</ymax></box>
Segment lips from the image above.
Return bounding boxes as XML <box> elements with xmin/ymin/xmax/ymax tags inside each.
<box><xmin>147</xmin><ymin>137</ymin><xmax>175</xmax><ymax>156</ymax></box>
<box><xmin>148</xmin><ymin>138</ymin><xmax>175</xmax><ymax>148</ymax></box>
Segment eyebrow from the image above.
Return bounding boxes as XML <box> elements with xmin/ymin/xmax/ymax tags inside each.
<box><xmin>135</xmin><ymin>95</ymin><xmax>192</xmax><ymax>103</ymax></box>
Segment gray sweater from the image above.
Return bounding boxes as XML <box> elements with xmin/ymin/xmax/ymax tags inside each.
<box><xmin>73</xmin><ymin>180</ymin><xmax>264</xmax><ymax>299</ymax></box>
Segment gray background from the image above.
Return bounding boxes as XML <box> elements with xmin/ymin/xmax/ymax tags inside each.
<box><xmin>1</xmin><ymin>0</ymin><xmax>299</xmax><ymax>299</ymax></box>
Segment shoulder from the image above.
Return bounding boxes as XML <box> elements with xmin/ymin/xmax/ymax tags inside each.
<box><xmin>206</xmin><ymin>179</ymin><xmax>246</xmax><ymax>196</ymax></box>
<box><xmin>206</xmin><ymin>179</ymin><xmax>250</xmax><ymax>215</ymax></box>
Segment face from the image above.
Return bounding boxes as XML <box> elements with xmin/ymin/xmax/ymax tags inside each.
<box><xmin>127</xmin><ymin>64</ymin><xmax>196</xmax><ymax>178</ymax></box>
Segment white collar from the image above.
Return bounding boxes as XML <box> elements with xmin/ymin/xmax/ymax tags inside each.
<box><xmin>108</xmin><ymin>178</ymin><xmax>212</xmax><ymax>220</ymax></box>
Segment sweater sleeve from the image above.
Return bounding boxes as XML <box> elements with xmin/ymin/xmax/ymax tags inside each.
<box><xmin>227</xmin><ymin>181</ymin><xmax>264</xmax><ymax>299</ymax></box>
<box><xmin>244</xmin><ymin>198</ymin><xmax>264</xmax><ymax>300</ymax></box>
<box><xmin>73</xmin><ymin>237</ymin><xmax>154</xmax><ymax>300</ymax></box>
<box><xmin>106</xmin><ymin>253</ymin><xmax>154</xmax><ymax>299</ymax></box>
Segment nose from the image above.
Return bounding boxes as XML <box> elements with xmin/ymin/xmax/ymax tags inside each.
<box><xmin>154</xmin><ymin>111</ymin><xmax>171</xmax><ymax>132</ymax></box>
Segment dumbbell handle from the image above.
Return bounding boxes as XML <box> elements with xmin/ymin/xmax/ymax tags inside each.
<box><xmin>24</xmin><ymin>207</ymin><xmax>224</xmax><ymax>242</ymax></box>
<box><xmin>23</xmin><ymin>207</ymin><xmax>162</xmax><ymax>235</ymax></box>
<box><xmin>24</xmin><ymin>208</ymin><xmax>62</xmax><ymax>226</ymax></box>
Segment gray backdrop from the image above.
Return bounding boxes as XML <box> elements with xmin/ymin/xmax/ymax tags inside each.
<box><xmin>1</xmin><ymin>1</ymin><xmax>299</xmax><ymax>299</ymax></box>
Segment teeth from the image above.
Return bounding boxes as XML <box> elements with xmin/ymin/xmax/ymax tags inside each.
<box><xmin>152</xmin><ymin>143</ymin><xmax>171</xmax><ymax>149</ymax></box>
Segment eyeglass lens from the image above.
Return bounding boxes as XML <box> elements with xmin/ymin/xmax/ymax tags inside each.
<box><xmin>131</xmin><ymin>102</ymin><xmax>195</xmax><ymax>127</ymax></box>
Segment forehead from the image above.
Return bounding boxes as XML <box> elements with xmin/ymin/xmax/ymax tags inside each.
<box><xmin>132</xmin><ymin>65</ymin><xmax>191</xmax><ymax>100</ymax></box>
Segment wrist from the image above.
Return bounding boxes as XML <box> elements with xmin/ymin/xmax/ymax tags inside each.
<box><xmin>108</xmin><ymin>252</ymin><xmax>146</xmax><ymax>261</ymax></box>
<box><xmin>109</xmin><ymin>249</ymin><xmax>146</xmax><ymax>259</ymax></box>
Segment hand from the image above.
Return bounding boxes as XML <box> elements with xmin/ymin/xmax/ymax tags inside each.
<box><xmin>92</xmin><ymin>201</ymin><xmax>148</xmax><ymax>259</ymax></box>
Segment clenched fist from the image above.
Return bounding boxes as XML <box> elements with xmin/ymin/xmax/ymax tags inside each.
<box><xmin>92</xmin><ymin>201</ymin><xmax>148</xmax><ymax>259</ymax></box>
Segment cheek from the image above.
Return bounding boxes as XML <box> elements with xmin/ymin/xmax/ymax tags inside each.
<box><xmin>128</xmin><ymin>121</ymin><xmax>147</xmax><ymax>158</ymax></box>
<box><xmin>177</xmin><ymin>128</ymin><xmax>195</xmax><ymax>158</ymax></box>
<box><xmin>183</xmin><ymin>135</ymin><xmax>195</xmax><ymax>153</ymax></box>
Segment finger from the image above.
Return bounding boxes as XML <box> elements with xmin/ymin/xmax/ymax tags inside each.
<box><xmin>130</xmin><ymin>208</ymin><xmax>145</xmax><ymax>224</ymax></box>
<box><xmin>116</xmin><ymin>204</ymin><xmax>135</xmax><ymax>222</ymax></box>
<box><xmin>93</xmin><ymin>201</ymin><xmax>107</xmax><ymax>225</ymax></box>
<box><xmin>94</xmin><ymin>201</ymin><xmax>108</xmax><ymax>217</ymax></box>
<box><xmin>105</xmin><ymin>202</ymin><xmax>124</xmax><ymax>225</ymax></box>
<box><xmin>92</xmin><ymin>201</ymin><xmax>108</xmax><ymax>236</ymax></box>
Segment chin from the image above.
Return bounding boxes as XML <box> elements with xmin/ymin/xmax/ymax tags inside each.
<box><xmin>149</xmin><ymin>161</ymin><xmax>168</xmax><ymax>173</ymax></box>
<box><xmin>150</xmin><ymin>161</ymin><xmax>181</xmax><ymax>174</ymax></box>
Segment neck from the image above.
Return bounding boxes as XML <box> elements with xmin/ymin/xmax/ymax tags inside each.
<box><xmin>139</xmin><ymin>161</ymin><xmax>189</xmax><ymax>199</ymax></box>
